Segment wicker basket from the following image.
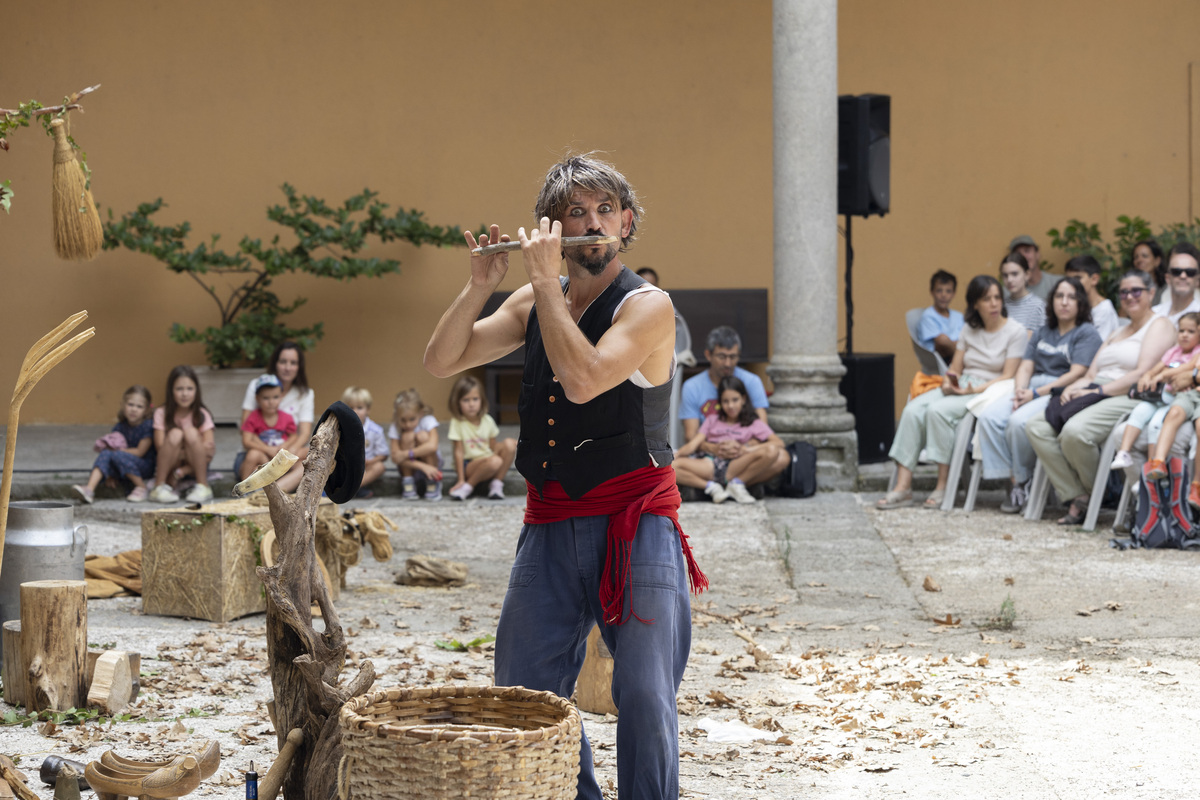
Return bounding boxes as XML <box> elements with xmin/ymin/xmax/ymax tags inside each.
<box><xmin>338</xmin><ymin>685</ymin><xmax>582</xmax><ymax>799</ymax></box>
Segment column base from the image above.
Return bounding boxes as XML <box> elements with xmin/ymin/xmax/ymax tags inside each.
<box><xmin>767</xmin><ymin>356</ymin><xmax>859</xmax><ymax>488</ymax></box>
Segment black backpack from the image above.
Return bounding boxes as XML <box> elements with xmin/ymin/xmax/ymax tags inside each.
<box><xmin>777</xmin><ymin>441</ymin><xmax>817</xmax><ymax>498</ymax></box>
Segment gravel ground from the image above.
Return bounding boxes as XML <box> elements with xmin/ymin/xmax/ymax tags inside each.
<box><xmin>2</xmin><ymin>493</ymin><xmax>1200</xmax><ymax>798</ymax></box>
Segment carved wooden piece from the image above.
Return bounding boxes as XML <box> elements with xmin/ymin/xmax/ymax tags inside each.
<box><xmin>19</xmin><ymin>579</ymin><xmax>87</xmax><ymax>711</ymax></box>
<box><xmin>86</xmin><ymin>650</ymin><xmax>141</xmax><ymax>701</ymax></box>
<box><xmin>97</xmin><ymin>739</ymin><xmax>220</xmax><ymax>779</ymax></box>
<box><xmin>1</xmin><ymin>620</ymin><xmax>22</xmax><ymax>706</ymax></box>
<box><xmin>0</xmin><ymin>755</ymin><xmax>36</xmax><ymax>800</ymax></box>
<box><xmin>86</xmin><ymin>650</ymin><xmax>133</xmax><ymax>714</ymax></box>
<box><xmin>575</xmin><ymin>627</ymin><xmax>618</xmax><ymax>715</ymax></box>
<box><xmin>260</xmin><ymin>728</ymin><xmax>304</xmax><ymax>800</ymax></box>
<box><xmin>0</xmin><ymin>312</ymin><xmax>94</xmax><ymax>585</ymax></box>
<box><xmin>257</xmin><ymin>416</ymin><xmax>375</xmax><ymax>800</ymax></box>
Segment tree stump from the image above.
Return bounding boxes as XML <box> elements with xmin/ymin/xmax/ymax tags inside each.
<box><xmin>19</xmin><ymin>579</ymin><xmax>86</xmax><ymax>712</ymax></box>
<box><xmin>257</xmin><ymin>417</ymin><xmax>375</xmax><ymax>800</ymax></box>
<box><xmin>1</xmin><ymin>621</ymin><xmax>22</xmax><ymax>706</ymax></box>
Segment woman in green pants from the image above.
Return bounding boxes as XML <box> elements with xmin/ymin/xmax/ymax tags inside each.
<box><xmin>1025</xmin><ymin>270</ymin><xmax>1175</xmax><ymax>524</ymax></box>
<box><xmin>878</xmin><ymin>275</ymin><xmax>1026</xmax><ymax>509</ymax></box>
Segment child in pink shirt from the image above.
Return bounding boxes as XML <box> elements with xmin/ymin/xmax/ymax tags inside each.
<box><xmin>674</xmin><ymin>376</ymin><xmax>785</xmax><ymax>504</ymax></box>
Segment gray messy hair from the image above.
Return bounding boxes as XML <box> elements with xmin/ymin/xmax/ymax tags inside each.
<box><xmin>533</xmin><ymin>154</ymin><xmax>643</xmax><ymax>250</ymax></box>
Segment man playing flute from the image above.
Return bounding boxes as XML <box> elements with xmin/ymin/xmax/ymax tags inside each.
<box><xmin>425</xmin><ymin>154</ymin><xmax>706</xmax><ymax>800</ymax></box>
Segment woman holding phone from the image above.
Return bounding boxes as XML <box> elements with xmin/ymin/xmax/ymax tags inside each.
<box><xmin>878</xmin><ymin>275</ymin><xmax>1027</xmax><ymax>509</ymax></box>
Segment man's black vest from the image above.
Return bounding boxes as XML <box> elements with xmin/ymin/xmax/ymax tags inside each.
<box><xmin>516</xmin><ymin>267</ymin><xmax>674</xmax><ymax>499</ymax></box>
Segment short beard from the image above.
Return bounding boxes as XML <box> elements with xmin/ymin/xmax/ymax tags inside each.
<box><xmin>568</xmin><ymin>241</ymin><xmax>619</xmax><ymax>275</ymax></box>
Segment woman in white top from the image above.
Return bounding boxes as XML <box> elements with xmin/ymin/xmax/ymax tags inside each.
<box><xmin>1000</xmin><ymin>251</ymin><xmax>1046</xmax><ymax>333</ymax></box>
<box><xmin>878</xmin><ymin>276</ymin><xmax>1027</xmax><ymax>509</ymax></box>
<box><xmin>1025</xmin><ymin>270</ymin><xmax>1175</xmax><ymax>524</ymax></box>
<box><xmin>240</xmin><ymin>341</ymin><xmax>315</xmax><ymax>492</ymax></box>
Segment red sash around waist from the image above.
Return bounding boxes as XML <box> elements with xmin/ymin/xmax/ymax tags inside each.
<box><xmin>524</xmin><ymin>465</ymin><xmax>708</xmax><ymax>625</ymax></box>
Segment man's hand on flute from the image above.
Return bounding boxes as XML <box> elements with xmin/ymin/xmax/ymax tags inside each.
<box><xmin>518</xmin><ymin>217</ymin><xmax>564</xmax><ymax>287</ymax></box>
<box><xmin>464</xmin><ymin>224</ymin><xmax>511</xmax><ymax>290</ymax></box>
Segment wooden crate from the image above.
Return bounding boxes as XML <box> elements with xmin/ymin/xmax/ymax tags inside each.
<box><xmin>141</xmin><ymin>498</ymin><xmax>333</xmax><ymax>622</ymax></box>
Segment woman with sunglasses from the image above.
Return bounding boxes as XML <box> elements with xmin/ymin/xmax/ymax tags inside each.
<box><xmin>1150</xmin><ymin>245</ymin><xmax>1200</xmax><ymax>324</ymax></box>
<box><xmin>1025</xmin><ymin>270</ymin><xmax>1175</xmax><ymax>525</ymax></box>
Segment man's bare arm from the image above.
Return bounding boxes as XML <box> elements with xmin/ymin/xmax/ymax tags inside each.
<box><xmin>424</xmin><ymin>225</ymin><xmax>532</xmax><ymax>377</ymax></box>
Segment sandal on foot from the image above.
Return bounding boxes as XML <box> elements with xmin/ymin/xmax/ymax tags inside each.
<box><xmin>876</xmin><ymin>490</ymin><xmax>913</xmax><ymax>510</ymax></box>
<box><xmin>1057</xmin><ymin>498</ymin><xmax>1088</xmax><ymax>525</ymax></box>
<box><xmin>923</xmin><ymin>490</ymin><xmax>946</xmax><ymax>509</ymax></box>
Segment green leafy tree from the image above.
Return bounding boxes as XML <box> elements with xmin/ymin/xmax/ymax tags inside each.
<box><xmin>103</xmin><ymin>184</ymin><xmax>470</xmax><ymax>367</ymax></box>
<box><xmin>1048</xmin><ymin>215</ymin><xmax>1200</xmax><ymax>301</ymax></box>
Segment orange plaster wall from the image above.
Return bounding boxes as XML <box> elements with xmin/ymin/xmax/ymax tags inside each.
<box><xmin>837</xmin><ymin>0</ymin><xmax>1200</xmax><ymax>419</ymax></box>
<box><xmin>1</xmin><ymin>0</ymin><xmax>773</xmax><ymax>424</ymax></box>
<box><xmin>5</xmin><ymin>0</ymin><xmax>1200</xmax><ymax>429</ymax></box>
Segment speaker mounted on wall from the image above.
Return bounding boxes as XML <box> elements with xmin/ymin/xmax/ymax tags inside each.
<box><xmin>837</xmin><ymin>94</ymin><xmax>890</xmax><ymax>217</ymax></box>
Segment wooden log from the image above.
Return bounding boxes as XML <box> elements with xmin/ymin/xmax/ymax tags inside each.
<box><xmin>86</xmin><ymin>650</ymin><xmax>140</xmax><ymax>701</ymax></box>
<box><xmin>86</xmin><ymin>650</ymin><xmax>133</xmax><ymax>715</ymax></box>
<box><xmin>19</xmin><ymin>579</ymin><xmax>87</xmax><ymax>712</ymax></box>
<box><xmin>575</xmin><ymin>627</ymin><xmax>618</xmax><ymax>715</ymax></box>
<box><xmin>2</xmin><ymin>621</ymin><xmax>22</xmax><ymax>706</ymax></box>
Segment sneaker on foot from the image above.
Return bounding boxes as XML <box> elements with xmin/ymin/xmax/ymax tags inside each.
<box><xmin>999</xmin><ymin>483</ymin><xmax>1028</xmax><ymax>514</ymax></box>
<box><xmin>488</xmin><ymin>479</ymin><xmax>505</xmax><ymax>500</ymax></box>
<box><xmin>425</xmin><ymin>482</ymin><xmax>443</xmax><ymax>501</ymax></box>
<box><xmin>72</xmin><ymin>485</ymin><xmax>94</xmax><ymax>504</ymax></box>
<box><xmin>705</xmin><ymin>482</ymin><xmax>730</xmax><ymax>504</ymax></box>
<box><xmin>1190</xmin><ymin>481</ymin><xmax>1200</xmax><ymax>511</ymax></box>
<box><xmin>727</xmin><ymin>481</ymin><xmax>757</xmax><ymax>504</ymax></box>
<box><xmin>150</xmin><ymin>484</ymin><xmax>179</xmax><ymax>504</ymax></box>
<box><xmin>1110</xmin><ymin>450</ymin><xmax>1134</xmax><ymax>471</ymax></box>
<box><xmin>1145</xmin><ymin>459</ymin><xmax>1168</xmax><ymax>480</ymax></box>
<box><xmin>401</xmin><ymin>478</ymin><xmax>418</xmax><ymax>500</ymax></box>
<box><xmin>126</xmin><ymin>486</ymin><xmax>149</xmax><ymax>503</ymax></box>
<box><xmin>185</xmin><ymin>484</ymin><xmax>213</xmax><ymax>504</ymax></box>
<box><xmin>450</xmin><ymin>484</ymin><xmax>473</xmax><ymax>501</ymax></box>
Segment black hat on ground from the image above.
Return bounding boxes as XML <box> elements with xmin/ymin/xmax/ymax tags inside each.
<box><xmin>316</xmin><ymin>401</ymin><xmax>365</xmax><ymax>503</ymax></box>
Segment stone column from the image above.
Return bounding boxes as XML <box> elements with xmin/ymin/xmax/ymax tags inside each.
<box><xmin>767</xmin><ymin>0</ymin><xmax>858</xmax><ymax>488</ymax></box>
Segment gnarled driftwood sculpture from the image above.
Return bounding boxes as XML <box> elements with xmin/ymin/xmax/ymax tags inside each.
<box><xmin>255</xmin><ymin>415</ymin><xmax>375</xmax><ymax>800</ymax></box>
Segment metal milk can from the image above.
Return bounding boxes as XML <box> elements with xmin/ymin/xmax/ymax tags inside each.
<box><xmin>0</xmin><ymin>501</ymin><xmax>88</xmax><ymax>658</ymax></box>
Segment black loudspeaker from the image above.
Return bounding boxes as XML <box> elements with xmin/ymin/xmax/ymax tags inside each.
<box><xmin>839</xmin><ymin>353</ymin><xmax>894</xmax><ymax>464</ymax></box>
<box><xmin>837</xmin><ymin>94</ymin><xmax>890</xmax><ymax>217</ymax></box>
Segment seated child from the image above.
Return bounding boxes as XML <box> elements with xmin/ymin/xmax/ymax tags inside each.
<box><xmin>673</xmin><ymin>375</ymin><xmax>786</xmax><ymax>504</ymax></box>
<box><xmin>446</xmin><ymin>376</ymin><xmax>515</xmax><ymax>501</ymax></box>
<box><xmin>150</xmin><ymin>366</ymin><xmax>216</xmax><ymax>504</ymax></box>
<box><xmin>236</xmin><ymin>374</ymin><xmax>297</xmax><ymax>483</ymax></box>
<box><xmin>73</xmin><ymin>385</ymin><xmax>156</xmax><ymax>503</ymax></box>
<box><xmin>1112</xmin><ymin>313</ymin><xmax>1200</xmax><ymax>470</ymax></box>
<box><xmin>388</xmin><ymin>388</ymin><xmax>444</xmax><ymax>501</ymax></box>
<box><xmin>343</xmin><ymin>386</ymin><xmax>388</xmax><ymax>499</ymax></box>
<box><xmin>918</xmin><ymin>270</ymin><xmax>963</xmax><ymax>364</ymax></box>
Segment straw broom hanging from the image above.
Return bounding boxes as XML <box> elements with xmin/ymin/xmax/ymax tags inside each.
<box><xmin>49</xmin><ymin>118</ymin><xmax>102</xmax><ymax>261</ymax></box>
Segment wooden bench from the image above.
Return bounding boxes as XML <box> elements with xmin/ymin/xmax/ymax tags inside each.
<box><xmin>477</xmin><ymin>288</ymin><xmax>769</xmax><ymax>421</ymax></box>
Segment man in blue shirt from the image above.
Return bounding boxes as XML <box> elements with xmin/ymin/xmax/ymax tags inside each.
<box><xmin>680</xmin><ymin>326</ymin><xmax>770</xmax><ymax>441</ymax></box>
<box><xmin>918</xmin><ymin>270</ymin><xmax>963</xmax><ymax>364</ymax></box>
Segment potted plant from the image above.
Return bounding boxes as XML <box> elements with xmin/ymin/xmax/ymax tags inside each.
<box><xmin>103</xmin><ymin>184</ymin><xmax>469</xmax><ymax>420</ymax></box>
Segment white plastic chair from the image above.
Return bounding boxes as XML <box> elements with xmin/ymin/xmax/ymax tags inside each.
<box><xmin>667</xmin><ymin>361</ymin><xmax>686</xmax><ymax>450</ymax></box>
<box><xmin>905</xmin><ymin>308</ymin><xmax>948</xmax><ymax>377</ymax></box>
<box><xmin>940</xmin><ymin>412</ymin><xmax>976</xmax><ymax>511</ymax></box>
<box><xmin>1023</xmin><ymin>412</ymin><xmax>1130</xmax><ymax>529</ymax></box>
